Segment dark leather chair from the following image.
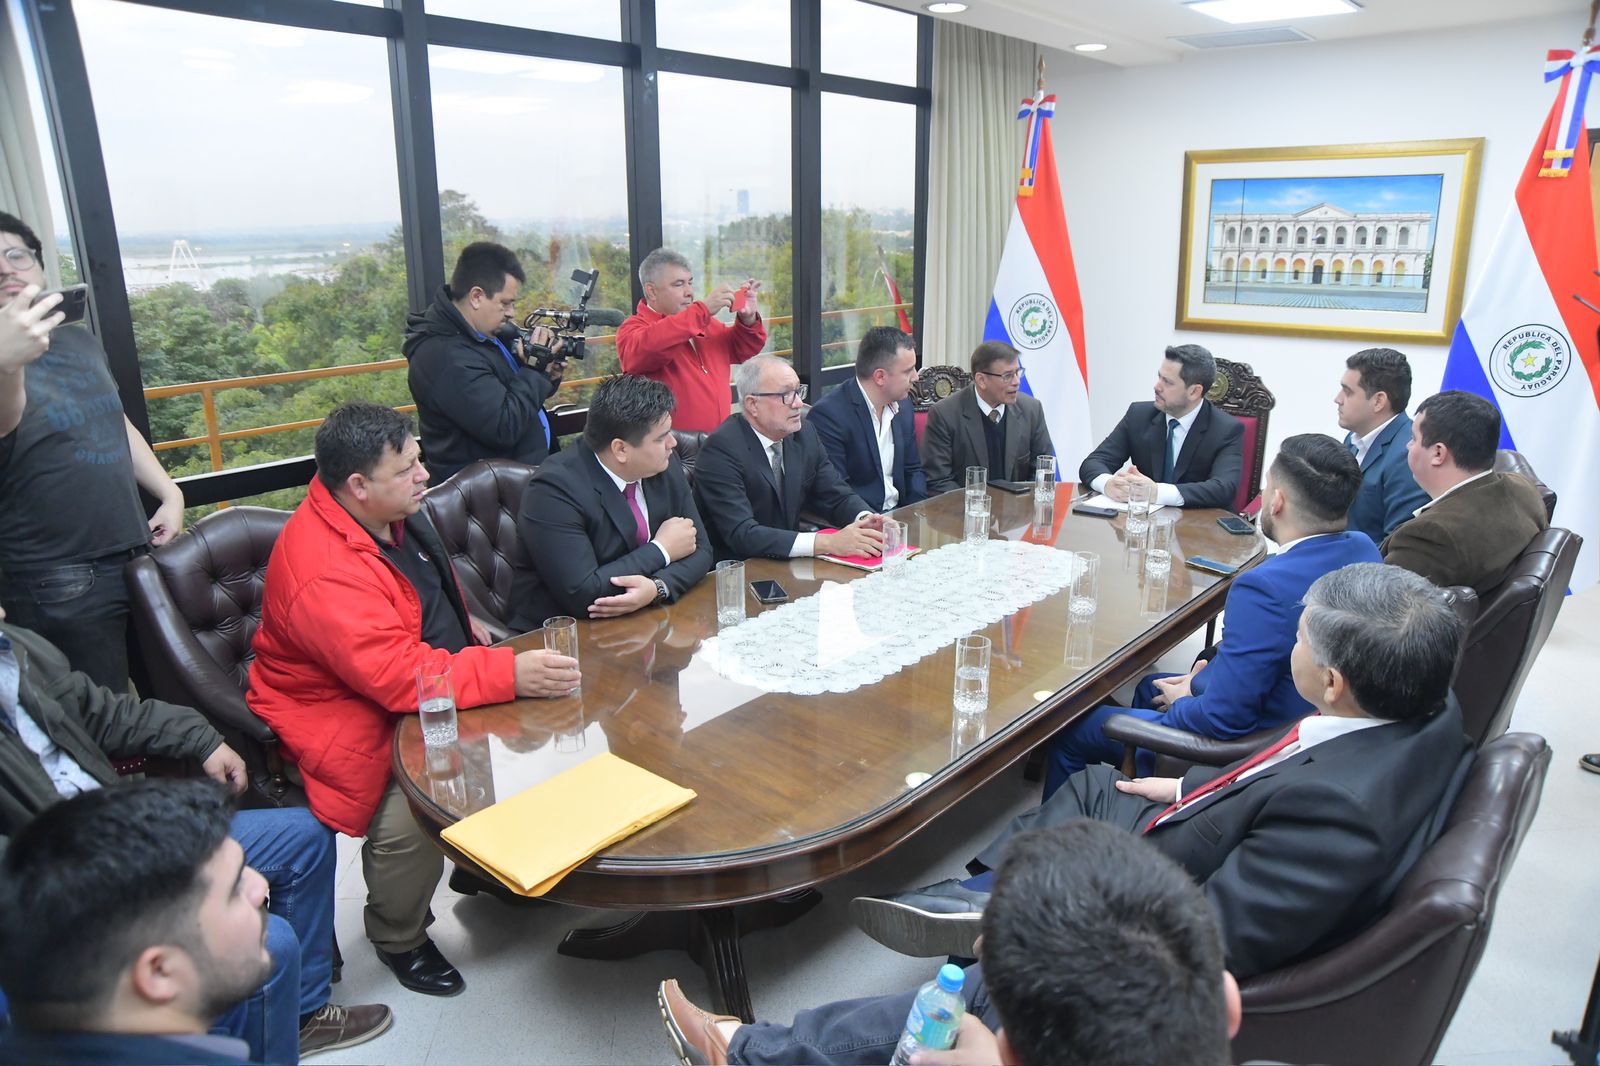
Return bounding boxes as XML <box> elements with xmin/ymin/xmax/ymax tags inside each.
<box><xmin>1495</xmin><ymin>448</ymin><xmax>1557</xmax><ymax>521</ymax></box>
<box><xmin>671</xmin><ymin>429</ymin><xmax>709</xmax><ymax>489</ymax></box>
<box><xmin>420</xmin><ymin>458</ymin><xmax>539</xmax><ymax>639</ymax></box>
<box><xmin>1206</xmin><ymin>357</ymin><xmax>1275</xmax><ymax>514</ymax></box>
<box><xmin>1446</xmin><ymin>526</ymin><xmax>1581</xmax><ymax>746</ymax></box>
<box><xmin>125</xmin><ymin>506</ymin><xmax>299</xmax><ymax>809</ymax></box>
<box><xmin>907</xmin><ymin>364</ymin><xmax>973</xmax><ymax>448</ymax></box>
<box><xmin>1229</xmin><ymin>731</ymin><xmax>1550</xmax><ymax>1065</ymax></box>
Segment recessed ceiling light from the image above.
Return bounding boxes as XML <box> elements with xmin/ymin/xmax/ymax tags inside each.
<box><xmin>924</xmin><ymin>2</ymin><xmax>968</xmax><ymax>13</ymax></box>
<box><xmin>1074</xmin><ymin>42</ymin><xmax>1109</xmax><ymax>52</ymax></box>
<box><xmin>1187</xmin><ymin>0</ymin><xmax>1357</xmax><ymax>24</ymax></box>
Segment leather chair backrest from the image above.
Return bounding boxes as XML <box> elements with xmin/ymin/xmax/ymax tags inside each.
<box><xmin>1451</xmin><ymin>526</ymin><xmax>1581</xmax><ymax>746</ymax></box>
<box><xmin>1495</xmin><ymin>449</ymin><xmax>1557</xmax><ymax>521</ymax></box>
<box><xmin>421</xmin><ymin>458</ymin><xmax>538</xmax><ymax>629</ymax></box>
<box><xmin>672</xmin><ymin>429</ymin><xmax>709</xmax><ymax>489</ymax></box>
<box><xmin>1230</xmin><ymin>732</ymin><xmax>1551</xmax><ymax>1066</ymax></box>
<box><xmin>1206</xmin><ymin>357</ymin><xmax>1275</xmax><ymax>512</ymax></box>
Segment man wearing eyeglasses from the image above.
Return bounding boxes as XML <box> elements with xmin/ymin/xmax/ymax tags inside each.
<box><xmin>0</xmin><ymin>212</ymin><xmax>186</xmax><ymax>693</ymax></box>
<box><xmin>1079</xmin><ymin>344</ymin><xmax>1244</xmax><ymax>510</ymax></box>
<box><xmin>923</xmin><ymin>340</ymin><xmax>1056</xmax><ymax>493</ymax></box>
<box><xmin>694</xmin><ymin>355</ymin><xmax>885</xmax><ymax>560</ymax></box>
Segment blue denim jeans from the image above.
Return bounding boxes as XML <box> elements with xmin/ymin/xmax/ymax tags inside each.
<box><xmin>230</xmin><ymin>807</ymin><xmax>336</xmax><ymax>1016</ymax></box>
<box><xmin>0</xmin><ymin>552</ymin><xmax>139</xmax><ymax>692</ymax></box>
<box><xmin>214</xmin><ymin>914</ymin><xmax>300</xmax><ymax>1065</ymax></box>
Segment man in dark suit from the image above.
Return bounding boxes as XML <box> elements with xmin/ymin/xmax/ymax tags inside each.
<box><xmin>807</xmin><ymin>326</ymin><xmax>927</xmax><ymax>512</ymax></box>
<box><xmin>658</xmin><ymin>563</ymin><xmax>1471</xmax><ymax>1066</ymax></box>
<box><xmin>510</xmin><ymin>375</ymin><xmax>712</xmax><ymax>631</ymax></box>
<box><xmin>850</xmin><ymin>562</ymin><xmax>1472</xmax><ymax>982</ymax></box>
<box><xmin>1382</xmin><ymin>390</ymin><xmax>1548</xmax><ymax>595</ymax></box>
<box><xmin>693</xmin><ymin>355</ymin><xmax>884</xmax><ymax>561</ymax></box>
<box><xmin>1335</xmin><ymin>347</ymin><xmax>1428</xmax><ymax>542</ymax></box>
<box><xmin>922</xmin><ymin>340</ymin><xmax>1055</xmax><ymax>493</ymax></box>
<box><xmin>1042</xmin><ymin>434</ymin><xmax>1380</xmax><ymax>798</ymax></box>
<box><xmin>1079</xmin><ymin>343</ymin><xmax>1245</xmax><ymax>510</ymax></box>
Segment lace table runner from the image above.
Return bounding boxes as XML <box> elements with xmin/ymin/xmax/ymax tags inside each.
<box><xmin>701</xmin><ymin>541</ymin><xmax>1082</xmax><ymax>695</ymax></box>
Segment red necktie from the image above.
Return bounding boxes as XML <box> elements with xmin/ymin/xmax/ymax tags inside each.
<box><xmin>1143</xmin><ymin>723</ymin><xmax>1303</xmax><ymax>834</ymax></box>
<box><xmin>623</xmin><ymin>481</ymin><xmax>649</xmax><ymax>548</ymax></box>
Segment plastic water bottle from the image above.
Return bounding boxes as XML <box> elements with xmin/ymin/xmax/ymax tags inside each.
<box><xmin>889</xmin><ymin>964</ymin><xmax>966</xmax><ymax>1066</ymax></box>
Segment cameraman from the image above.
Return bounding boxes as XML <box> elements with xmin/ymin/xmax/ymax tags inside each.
<box><xmin>405</xmin><ymin>242</ymin><xmax>565</xmax><ymax>483</ymax></box>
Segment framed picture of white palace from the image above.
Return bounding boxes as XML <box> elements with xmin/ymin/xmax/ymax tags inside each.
<box><xmin>1175</xmin><ymin>139</ymin><xmax>1484</xmax><ymax>343</ymax></box>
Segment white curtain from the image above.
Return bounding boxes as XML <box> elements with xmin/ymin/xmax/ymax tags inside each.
<box><xmin>1</xmin><ymin>0</ymin><xmax>63</xmax><ymax>286</ymax></box>
<box><xmin>922</xmin><ymin>21</ymin><xmax>1036</xmax><ymax>370</ymax></box>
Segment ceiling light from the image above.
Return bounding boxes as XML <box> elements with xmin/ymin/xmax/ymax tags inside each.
<box><xmin>1074</xmin><ymin>42</ymin><xmax>1109</xmax><ymax>52</ymax></box>
<box><xmin>1187</xmin><ymin>0</ymin><xmax>1357</xmax><ymax>24</ymax></box>
<box><xmin>924</xmin><ymin>2</ymin><xmax>968</xmax><ymax>13</ymax></box>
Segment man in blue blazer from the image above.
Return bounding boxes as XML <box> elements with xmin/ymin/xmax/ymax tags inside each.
<box><xmin>807</xmin><ymin>326</ymin><xmax>927</xmax><ymax>512</ymax></box>
<box><xmin>1336</xmin><ymin>347</ymin><xmax>1428</xmax><ymax>543</ymax></box>
<box><xmin>1042</xmin><ymin>433</ymin><xmax>1380</xmax><ymax>798</ymax></box>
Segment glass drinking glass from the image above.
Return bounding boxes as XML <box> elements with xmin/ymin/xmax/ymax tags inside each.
<box><xmin>542</xmin><ymin>616</ymin><xmax>581</xmax><ymax>695</ymax></box>
<box><xmin>963</xmin><ymin>494</ymin><xmax>991</xmax><ymax>546</ymax></box>
<box><xmin>882</xmin><ymin>519</ymin><xmax>909</xmax><ymax>573</ymax></box>
<box><xmin>715</xmin><ymin>559</ymin><xmax>747</xmax><ymax>626</ymax></box>
<box><xmin>965</xmin><ymin>466</ymin><xmax>987</xmax><ymax>500</ymax></box>
<box><xmin>953</xmin><ymin>634</ymin><xmax>992</xmax><ymax>714</ymax></box>
<box><xmin>415</xmin><ymin>664</ymin><xmax>457</xmax><ymax>747</ymax></box>
<box><xmin>1126</xmin><ymin>479</ymin><xmax>1154</xmax><ymax>534</ymax></box>
<box><xmin>1146</xmin><ymin>515</ymin><xmax>1174</xmax><ymax>576</ymax></box>
<box><xmin>1069</xmin><ymin>551</ymin><xmax>1099</xmax><ymax>617</ymax></box>
<box><xmin>1034</xmin><ymin>454</ymin><xmax>1057</xmax><ymax>502</ymax></box>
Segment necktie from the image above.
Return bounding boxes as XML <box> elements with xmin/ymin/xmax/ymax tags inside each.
<box><xmin>1347</xmin><ymin>437</ymin><xmax>1360</xmax><ymax>460</ymax></box>
<box><xmin>622</xmin><ymin>481</ymin><xmax>649</xmax><ymax>548</ymax></box>
<box><xmin>1142</xmin><ymin>722</ymin><xmax>1303</xmax><ymax>834</ymax></box>
<box><xmin>769</xmin><ymin>441</ymin><xmax>786</xmax><ymax>496</ymax></box>
<box><xmin>1163</xmin><ymin>418</ymin><xmax>1180</xmax><ymax>482</ymax></box>
<box><xmin>988</xmin><ymin>409</ymin><xmax>1001</xmax><ymax>424</ymax></box>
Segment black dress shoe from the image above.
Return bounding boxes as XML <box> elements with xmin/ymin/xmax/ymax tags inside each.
<box><xmin>374</xmin><ymin>940</ymin><xmax>465</xmax><ymax>997</ymax></box>
<box><xmin>849</xmin><ymin>879</ymin><xmax>989</xmax><ymax>958</ymax></box>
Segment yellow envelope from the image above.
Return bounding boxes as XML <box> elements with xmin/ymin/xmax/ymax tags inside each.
<box><xmin>441</xmin><ymin>752</ymin><xmax>696</xmax><ymax>897</ymax></box>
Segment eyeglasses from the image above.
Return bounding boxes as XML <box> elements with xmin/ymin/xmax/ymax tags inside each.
<box><xmin>1</xmin><ymin>247</ymin><xmax>39</xmax><ymax>271</ymax></box>
<box><xmin>749</xmin><ymin>384</ymin><xmax>808</xmax><ymax>405</ymax></box>
<box><xmin>976</xmin><ymin>366</ymin><xmax>1026</xmax><ymax>383</ymax></box>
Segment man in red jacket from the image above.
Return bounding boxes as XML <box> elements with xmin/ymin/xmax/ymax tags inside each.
<box><xmin>248</xmin><ymin>403</ymin><xmax>580</xmax><ymax>997</ymax></box>
<box><xmin>616</xmin><ymin>247</ymin><xmax>768</xmax><ymax>432</ymax></box>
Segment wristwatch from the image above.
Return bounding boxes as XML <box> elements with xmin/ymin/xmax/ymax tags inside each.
<box><xmin>652</xmin><ymin>578</ymin><xmax>670</xmax><ymax>604</ymax></box>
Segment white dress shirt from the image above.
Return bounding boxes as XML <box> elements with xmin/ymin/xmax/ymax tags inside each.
<box><xmin>857</xmin><ymin>379</ymin><xmax>899</xmax><ymax>511</ymax></box>
<box><xmin>1089</xmin><ymin>401</ymin><xmax>1201</xmax><ymax>506</ymax></box>
<box><xmin>1348</xmin><ymin>415</ymin><xmax>1397</xmax><ymax>467</ymax></box>
<box><xmin>748</xmin><ymin>425</ymin><xmax>870</xmax><ymax>557</ymax></box>
<box><xmin>0</xmin><ymin>634</ymin><xmax>102</xmax><ymax>799</ymax></box>
<box><xmin>593</xmin><ymin>454</ymin><xmax>672</xmax><ymax>567</ymax></box>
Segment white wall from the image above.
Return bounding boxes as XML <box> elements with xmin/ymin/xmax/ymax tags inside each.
<box><xmin>1041</xmin><ymin>12</ymin><xmax>1583</xmax><ymax>459</ymax></box>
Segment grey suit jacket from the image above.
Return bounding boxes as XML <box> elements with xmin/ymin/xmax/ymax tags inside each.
<box><xmin>922</xmin><ymin>384</ymin><xmax>1055</xmax><ymax>493</ymax></box>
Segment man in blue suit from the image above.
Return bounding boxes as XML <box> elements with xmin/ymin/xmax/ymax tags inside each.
<box><xmin>807</xmin><ymin>326</ymin><xmax>927</xmax><ymax>512</ymax></box>
<box><xmin>1335</xmin><ymin>347</ymin><xmax>1427</xmax><ymax>543</ymax></box>
<box><xmin>1041</xmin><ymin>433</ymin><xmax>1380</xmax><ymax>798</ymax></box>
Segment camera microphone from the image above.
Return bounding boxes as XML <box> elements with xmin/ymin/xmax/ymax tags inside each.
<box><xmin>582</xmin><ymin>308</ymin><xmax>627</xmax><ymax>329</ymax></box>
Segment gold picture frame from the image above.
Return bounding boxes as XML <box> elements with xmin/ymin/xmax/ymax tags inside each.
<box><xmin>1175</xmin><ymin>138</ymin><xmax>1484</xmax><ymax>344</ymax></box>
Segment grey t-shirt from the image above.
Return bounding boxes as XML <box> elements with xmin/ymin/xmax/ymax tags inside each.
<box><xmin>0</xmin><ymin>325</ymin><xmax>149</xmax><ymax>570</ymax></box>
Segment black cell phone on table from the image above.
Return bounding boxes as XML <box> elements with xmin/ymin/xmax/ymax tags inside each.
<box><xmin>750</xmin><ymin>579</ymin><xmax>788</xmax><ymax>604</ymax></box>
<box><xmin>33</xmin><ymin>284</ymin><xmax>88</xmax><ymax>325</ymax></box>
<box><xmin>1073</xmin><ymin>504</ymin><xmax>1118</xmax><ymax>518</ymax></box>
<box><xmin>1217</xmin><ymin>513</ymin><xmax>1255</xmax><ymax>535</ymax></box>
<box><xmin>1186</xmin><ymin>555</ymin><xmax>1242</xmax><ymax>577</ymax></box>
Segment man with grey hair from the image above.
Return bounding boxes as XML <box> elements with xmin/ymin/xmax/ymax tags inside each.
<box><xmin>851</xmin><ymin>562</ymin><xmax>1474</xmax><ymax>984</ymax></box>
<box><xmin>693</xmin><ymin>355</ymin><xmax>884</xmax><ymax>560</ymax></box>
<box><xmin>1079</xmin><ymin>343</ymin><xmax>1246</xmax><ymax>510</ymax></box>
<box><xmin>616</xmin><ymin>247</ymin><xmax>767</xmax><ymax>432</ymax></box>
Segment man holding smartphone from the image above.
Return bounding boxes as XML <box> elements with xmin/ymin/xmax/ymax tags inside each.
<box><xmin>0</xmin><ymin>212</ymin><xmax>186</xmax><ymax>692</ymax></box>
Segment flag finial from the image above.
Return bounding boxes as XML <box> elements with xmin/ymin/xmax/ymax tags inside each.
<box><xmin>1584</xmin><ymin>0</ymin><xmax>1598</xmax><ymax>47</ymax></box>
<box><xmin>1035</xmin><ymin>54</ymin><xmax>1046</xmax><ymax>97</ymax></box>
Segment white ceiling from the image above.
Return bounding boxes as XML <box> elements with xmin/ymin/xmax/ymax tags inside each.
<box><xmin>870</xmin><ymin>0</ymin><xmax>1594</xmax><ymax>68</ymax></box>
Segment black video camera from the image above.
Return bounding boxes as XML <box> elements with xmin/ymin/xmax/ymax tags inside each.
<box><xmin>495</xmin><ymin>268</ymin><xmax>625</xmax><ymax>370</ymax></box>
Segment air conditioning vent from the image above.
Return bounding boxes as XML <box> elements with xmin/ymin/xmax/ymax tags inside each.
<box><xmin>1172</xmin><ymin>26</ymin><xmax>1313</xmax><ymax>48</ymax></box>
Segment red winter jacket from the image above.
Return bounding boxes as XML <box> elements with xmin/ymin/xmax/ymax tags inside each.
<box><xmin>247</xmin><ymin>478</ymin><xmax>516</xmax><ymax>835</ymax></box>
<box><xmin>616</xmin><ymin>299</ymin><xmax>767</xmax><ymax>432</ymax></box>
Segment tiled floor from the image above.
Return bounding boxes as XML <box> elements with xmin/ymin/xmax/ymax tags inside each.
<box><xmin>315</xmin><ymin>586</ymin><xmax>1600</xmax><ymax>1065</ymax></box>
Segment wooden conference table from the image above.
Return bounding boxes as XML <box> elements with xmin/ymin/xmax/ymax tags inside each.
<box><xmin>394</xmin><ymin>487</ymin><xmax>1266</xmax><ymax>1019</ymax></box>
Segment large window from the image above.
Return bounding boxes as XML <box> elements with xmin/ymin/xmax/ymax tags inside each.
<box><xmin>658</xmin><ymin>72</ymin><xmax>791</xmax><ymax>360</ymax></box>
<box><xmin>821</xmin><ymin>93</ymin><xmax>917</xmax><ymax>368</ymax></box>
<box><xmin>24</xmin><ymin>0</ymin><xmax>927</xmax><ymax>506</ymax></box>
<box><xmin>74</xmin><ymin>0</ymin><xmax>404</xmax><ymax>491</ymax></box>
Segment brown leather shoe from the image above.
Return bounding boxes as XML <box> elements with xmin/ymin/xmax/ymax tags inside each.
<box><xmin>299</xmin><ymin>1002</ymin><xmax>394</xmax><ymax>1058</ymax></box>
<box><xmin>656</xmin><ymin>979</ymin><xmax>736</xmax><ymax>1066</ymax></box>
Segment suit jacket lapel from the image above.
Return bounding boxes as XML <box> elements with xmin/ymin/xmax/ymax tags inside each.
<box><xmin>961</xmin><ymin>389</ymin><xmax>989</xmax><ymax>469</ymax></box>
<box><xmin>1160</xmin><ymin>745</ymin><xmax>1317</xmax><ymax>830</ymax></box>
<box><xmin>587</xmin><ymin>448</ymin><xmax>641</xmax><ymax>546</ymax></box>
<box><xmin>739</xmin><ymin>418</ymin><xmax>782</xmax><ymax>502</ymax></box>
<box><xmin>1171</xmin><ymin>401</ymin><xmax>1211</xmax><ymax>483</ymax></box>
<box><xmin>1362</xmin><ymin>413</ymin><xmax>1406</xmax><ymax>472</ymax></box>
<box><xmin>1144</xmin><ymin>408</ymin><xmax>1168</xmax><ymax>478</ymax></box>
<box><xmin>781</xmin><ymin>431</ymin><xmax>805</xmax><ymax>523</ymax></box>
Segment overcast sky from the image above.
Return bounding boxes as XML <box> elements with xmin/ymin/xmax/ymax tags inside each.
<box><xmin>20</xmin><ymin>0</ymin><xmax>919</xmax><ymax>238</ymax></box>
